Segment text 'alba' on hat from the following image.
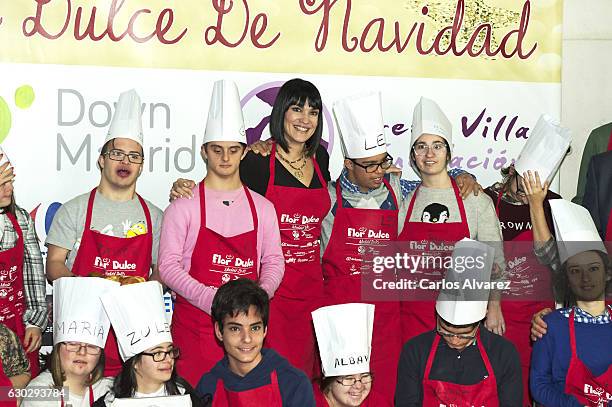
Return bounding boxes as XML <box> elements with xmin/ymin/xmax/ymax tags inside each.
<box><xmin>312</xmin><ymin>303</ymin><xmax>374</xmax><ymax>377</ymax></box>
<box><xmin>436</xmin><ymin>238</ymin><xmax>495</xmax><ymax>326</ymax></box>
<box><xmin>549</xmin><ymin>199</ymin><xmax>607</xmax><ymax>265</ymax></box>
<box><xmin>101</xmin><ymin>281</ymin><xmax>172</xmax><ymax>362</ymax></box>
<box><xmin>514</xmin><ymin>114</ymin><xmax>572</xmax><ymax>183</ymax></box>
<box><xmin>202</xmin><ymin>80</ymin><xmax>247</xmax><ymax>145</ymax></box>
<box><xmin>333</xmin><ymin>92</ymin><xmax>387</xmax><ymax>159</ymax></box>
<box><xmin>105</xmin><ymin>89</ymin><xmax>144</xmax><ymax>147</ymax></box>
<box><xmin>53</xmin><ymin>277</ymin><xmax>120</xmax><ymax>348</ymax></box>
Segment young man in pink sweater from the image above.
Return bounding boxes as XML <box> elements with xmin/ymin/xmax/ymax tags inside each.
<box><xmin>158</xmin><ymin>80</ymin><xmax>285</xmax><ymax>385</ymax></box>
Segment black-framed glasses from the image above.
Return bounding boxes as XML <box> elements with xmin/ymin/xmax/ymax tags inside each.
<box><xmin>436</xmin><ymin>323</ymin><xmax>479</xmax><ymax>341</ymax></box>
<box><xmin>336</xmin><ymin>373</ymin><xmax>374</xmax><ymax>386</ymax></box>
<box><xmin>141</xmin><ymin>348</ymin><xmax>180</xmax><ymax>362</ymax></box>
<box><xmin>62</xmin><ymin>342</ymin><xmax>102</xmax><ymax>355</ymax></box>
<box><xmin>105</xmin><ymin>149</ymin><xmax>144</xmax><ymax>164</ymax></box>
<box><xmin>350</xmin><ymin>154</ymin><xmax>393</xmax><ymax>173</ymax></box>
<box><xmin>515</xmin><ymin>176</ymin><xmax>526</xmax><ymax>197</ymax></box>
<box><xmin>412</xmin><ymin>142</ymin><xmax>447</xmax><ymax>156</ymax></box>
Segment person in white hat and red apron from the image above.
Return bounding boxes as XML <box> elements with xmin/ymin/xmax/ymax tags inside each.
<box><xmin>98</xmin><ymin>282</ymin><xmax>208</xmax><ymax>407</ymax></box>
<box><xmin>397</xmin><ymin>97</ymin><xmax>506</xmax><ymax>344</ymax></box>
<box><xmin>528</xmin><ymin>199</ymin><xmax>612</xmax><ymax>407</ymax></box>
<box><xmin>45</xmin><ymin>89</ymin><xmax>163</xmax><ymax>376</ymax></box>
<box><xmin>0</xmin><ymin>322</ymin><xmax>32</xmax><ymax>404</ymax></box>
<box><xmin>158</xmin><ymin>80</ymin><xmax>284</xmax><ymax>386</ymax></box>
<box><xmin>0</xmin><ymin>149</ymin><xmax>47</xmax><ymax>378</ymax></box>
<box><xmin>312</xmin><ymin>303</ymin><xmax>390</xmax><ymax>407</ymax></box>
<box><xmin>483</xmin><ymin>114</ymin><xmax>569</xmax><ymax>406</ymax></box>
<box><xmin>395</xmin><ymin>239</ymin><xmax>523</xmax><ymax>407</ymax></box>
<box><xmin>572</xmin><ymin>121</ymin><xmax>612</xmax><ymax>205</ymax></box>
<box><xmin>196</xmin><ymin>278</ymin><xmax>314</xmax><ymax>406</ymax></box>
<box><xmin>23</xmin><ymin>278</ymin><xmax>117</xmax><ymax>407</ymax></box>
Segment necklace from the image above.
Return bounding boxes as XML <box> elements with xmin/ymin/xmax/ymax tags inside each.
<box><xmin>277</xmin><ymin>151</ymin><xmax>307</xmax><ymax>179</ymax></box>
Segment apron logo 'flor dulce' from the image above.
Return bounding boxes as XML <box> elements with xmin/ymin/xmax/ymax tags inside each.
<box><xmin>280</xmin><ymin>213</ymin><xmax>320</xmax><ymax>225</ymax></box>
<box><xmin>93</xmin><ymin>256</ymin><xmax>137</xmax><ymax>271</ymax></box>
<box><xmin>212</xmin><ymin>254</ymin><xmax>255</xmax><ymax>268</ymax></box>
<box><xmin>347</xmin><ymin>227</ymin><xmax>390</xmax><ymax>239</ymax></box>
<box><xmin>584</xmin><ymin>384</ymin><xmax>611</xmax><ymax>405</ymax></box>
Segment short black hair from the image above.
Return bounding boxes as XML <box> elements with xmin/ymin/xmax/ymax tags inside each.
<box><xmin>269</xmin><ymin>78</ymin><xmax>323</xmax><ymax>158</ymax></box>
<box><xmin>211</xmin><ymin>279</ymin><xmax>269</xmax><ymax>332</ymax></box>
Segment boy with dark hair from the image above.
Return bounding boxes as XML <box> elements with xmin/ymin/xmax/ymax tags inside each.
<box><xmin>196</xmin><ymin>279</ymin><xmax>315</xmax><ymax>406</ymax></box>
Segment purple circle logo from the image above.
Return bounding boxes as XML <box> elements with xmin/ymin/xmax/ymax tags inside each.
<box><xmin>240</xmin><ymin>81</ymin><xmax>334</xmax><ymax>153</ymax></box>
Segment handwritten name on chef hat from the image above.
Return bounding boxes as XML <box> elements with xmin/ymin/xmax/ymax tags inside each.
<box><xmin>53</xmin><ymin>277</ymin><xmax>120</xmax><ymax>347</ymax></box>
<box><xmin>101</xmin><ymin>281</ymin><xmax>172</xmax><ymax>361</ymax></box>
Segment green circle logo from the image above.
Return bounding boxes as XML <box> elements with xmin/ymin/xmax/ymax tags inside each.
<box><xmin>15</xmin><ymin>85</ymin><xmax>35</xmax><ymax>109</ymax></box>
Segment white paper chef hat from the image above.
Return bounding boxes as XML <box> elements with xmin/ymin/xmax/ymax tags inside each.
<box><xmin>312</xmin><ymin>303</ymin><xmax>374</xmax><ymax>377</ymax></box>
<box><xmin>105</xmin><ymin>89</ymin><xmax>143</xmax><ymax>147</ymax></box>
<box><xmin>111</xmin><ymin>395</ymin><xmax>192</xmax><ymax>407</ymax></box>
<box><xmin>202</xmin><ymin>80</ymin><xmax>246</xmax><ymax>145</ymax></box>
<box><xmin>101</xmin><ymin>281</ymin><xmax>172</xmax><ymax>361</ymax></box>
<box><xmin>514</xmin><ymin>115</ymin><xmax>571</xmax><ymax>183</ymax></box>
<box><xmin>549</xmin><ymin>199</ymin><xmax>607</xmax><ymax>265</ymax></box>
<box><xmin>410</xmin><ymin>97</ymin><xmax>452</xmax><ymax>174</ymax></box>
<box><xmin>436</xmin><ymin>238</ymin><xmax>495</xmax><ymax>326</ymax></box>
<box><xmin>53</xmin><ymin>277</ymin><xmax>120</xmax><ymax>347</ymax></box>
<box><xmin>333</xmin><ymin>92</ymin><xmax>387</xmax><ymax>159</ymax></box>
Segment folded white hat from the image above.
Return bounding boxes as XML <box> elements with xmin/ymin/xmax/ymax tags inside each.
<box><xmin>53</xmin><ymin>277</ymin><xmax>120</xmax><ymax>347</ymax></box>
<box><xmin>105</xmin><ymin>89</ymin><xmax>143</xmax><ymax>147</ymax></box>
<box><xmin>333</xmin><ymin>92</ymin><xmax>387</xmax><ymax>159</ymax></box>
<box><xmin>101</xmin><ymin>281</ymin><xmax>172</xmax><ymax>361</ymax></box>
<box><xmin>410</xmin><ymin>97</ymin><xmax>452</xmax><ymax>174</ymax></box>
<box><xmin>514</xmin><ymin>115</ymin><xmax>571</xmax><ymax>183</ymax></box>
<box><xmin>111</xmin><ymin>395</ymin><xmax>192</xmax><ymax>407</ymax></box>
<box><xmin>202</xmin><ymin>80</ymin><xmax>246</xmax><ymax>145</ymax></box>
<box><xmin>312</xmin><ymin>303</ymin><xmax>374</xmax><ymax>377</ymax></box>
<box><xmin>436</xmin><ymin>238</ymin><xmax>495</xmax><ymax>326</ymax></box>
<box><xmin>549</xmin><ymin>199</ymin><xmax>606</xmax><ymax>264</ymax></box>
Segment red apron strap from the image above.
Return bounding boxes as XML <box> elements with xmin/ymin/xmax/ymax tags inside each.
<box><xmin>383</xmin><ymin>177</ymin><xmax>399</xmax><ymax>209</ymax></box>
<box><xmin>405</xmin><ymin>185</ymin><xmax>420</xmax><ymax>221</ymax></box>
<box><xmin>135</xmin><ymin>194</ymin><xmax>153</xmax><ymax>233</ymax></box>
<box><xmin>243</xmin><ymin>185</ymin><xmax>259</xmax><ymax>233</ymax></box>
<box><xmin>474</xmin><ymin>330</ymin><xmax>496</xmax><ymax>379</ymax></box>
<box><xmin>495</xmin><ymin>190</ymin><xmax>503</xmax><ymax>217</ymax></box>
<box><xmin>199</xmin><ymin>181</ymin><xmax>207</xmax><ymax>227</ymax></box>
<box><xmin>89</xmin><ymin>385</ymin><xmax>94</xmax><ymax>406</ymax></box>
<box><xmin>83</xmin><ymin>188</ymin><xmax>98</xmax><ymax>232</ymax></box>
<box><xmin>423</xmin><ymin>334</ymin><xmax>441</xmax><ymax>380</ymax></box>
<box><xmin>607</xmin><ymin>127</ymin><xmax>612</xmax><ymax>151</ymax></box>
<box><xmin>5</xmin><ymin>212</ymin><xmax>22</xmax><ymax>242</ymax></box>
<box><xmin>312</xmin><ymin>153</ymin><xmax>327</xmax><ymax>188</ymax></box>
<box><xmin>334</xmin><ymin>181</ymin><xmax>344</xmax><ymax>215</ymax></box>
<box><xmin>568</xmin><ymin>308</ymin><xmax>578</xmax><ymax>357</ymax></box>
<box><xmin>450</xmin><ymin>178</ymin><xmax>468</xmax><ymax>226</ymax></box>
<box><xmin>266</xmin><ymin>144</ymin><xmax>278</xmax><ymax>192</ymax></box>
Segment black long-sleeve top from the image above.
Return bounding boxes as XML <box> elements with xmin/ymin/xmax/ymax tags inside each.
<box><xmin>239</xmin><ymin>145</ymin><xmax>331</xmax><ymax>196</ymax></box>
<box><xmin>395</xmin><ymin>325</ymin><xmax>523</xmax><ymax>407</ymax></box>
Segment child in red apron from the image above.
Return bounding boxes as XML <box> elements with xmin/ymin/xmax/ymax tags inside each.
<box><xmin>196</xmin><ymin>279</ymin><xmax>315</xmax><ymax>406</ymax></box>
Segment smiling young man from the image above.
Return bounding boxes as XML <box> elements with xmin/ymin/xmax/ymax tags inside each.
<box><xmin>196</xmin><ymin>278</ymin><xmax>314</xmax><ymax>405</ymax></box>
<box><xmin>45</xmin><ymin>89</ymin><xmax>163</xmax><ymax>376</ymax></box>
<box><xmin>158</xmin><ymin>80</ymin><xmax>284</xmax><ymax>386</ymax></box>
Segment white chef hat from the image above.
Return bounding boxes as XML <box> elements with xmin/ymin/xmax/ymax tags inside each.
<box><xmin>202</xmin><ymin>80</ymin><xmax>247</xmax><ymax>145</ymax></box>
<box><xmin>410</xmin><ymin>97</ymin><xmax>452</xmax><ymax>174</ymax></box>
<box><xmin>514</xmin><ymin>115</ymin><xmax>571</xmax><ymax>183</ymax></box>
<box><xmin>549</xmin><ymin>199</ymin><xmax>607</xmax><ymax>265</ymax></box>
<box><xmin>105</xmin><ymin>89</ymin><xmax>143</xmax><ymax>147</ymax></box>
<box><xmin>101</xmin><ymin>281</ymin><xmax>172</xmax><ymax>361</ymax></box>
<box><xmin>312</xmin><ymin>303</ymin><xmax>374</xmax><ymax>377</ymax></box>
<box><xmin>436</xmin><ymin>238</ymin><xmax>495</xmax><ymax>326</ymax></box>
<box><xmin>53</xmin><ymin>277</ymin><xmax>120</xmax><ymax>347</ymax></box>
<box><xmin>333</xmin><ymin>92</ymin><xmax>387</xmax><ymax>159</ymax></box>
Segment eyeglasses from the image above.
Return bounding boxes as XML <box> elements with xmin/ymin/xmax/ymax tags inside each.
<box><xmin>105</xmin><ymin>149</ymin><xmax>144</xmax><ymax>164</ymax></box>
<box><xmin>336</xmin><ymin>373</ymin><xmax>373</xmax><ymax>386</ymax></box>
<box><xmin>62</xmin><ymin>342</ymin><xmax>102</xmax><ymax>355</ymax></box>
<box><xmin>349</xmin><ymin>155</ymin><xmax>393</xmax><ymax>173</ymax></box>
<box><xmin>141</xmin><ymin>348</ymin><xmax>180</xmax><ymax>362</ymax></box>
<box><xmin>412</xmin><ymin>142</ymin><xmax>447</xmax><ymax>156</ymax></box>
<box><xmin>436</xmin><ymin>324</ymin><xmax>479</xmax><ymax>341</ymax></box>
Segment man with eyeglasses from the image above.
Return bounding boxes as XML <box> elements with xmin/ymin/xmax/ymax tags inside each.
<box><xmin>395</xmin><ymin>239</ymin><xmax>522</xmax><ymax>407</ymax></box>
<box><xmin>45</xmin><ymin>89</ymin><xmax>163</xmax><ymax>376</ymax></box>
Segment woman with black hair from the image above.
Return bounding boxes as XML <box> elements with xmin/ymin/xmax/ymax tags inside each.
<box><xmin>171</xmin><ymin>78</ymin><xmax>332</xmax><ymax>378</ymax></box>
<box><xmin>0</xmin><ymin>150</ymin><xmax>46</xmax><ymax>378</ymax></box>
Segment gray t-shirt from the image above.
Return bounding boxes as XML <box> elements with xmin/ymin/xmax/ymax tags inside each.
<box><xmin>45</xmin><ymin>190</ymin><xmax>163</xmax><ymax>270</ymax></box>
<box><xmin>402</xmin><ymin>186</ymin><xmax>506</xmax><ymax>280</ymax></box>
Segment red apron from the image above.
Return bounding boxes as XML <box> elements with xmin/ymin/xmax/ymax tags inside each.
<box><xmin>321</xmin><ymin>178</ymin><xmax>402</xmax><ymax>405</ymax></box>
<box><xmin>173</xmin><ymin>182</ymin><xmax>259</xmax><ymax>386</ymax></box>
<box><xmin>212</xmin><ymin>370</ymin><xmax>282</xmax><ymax>406</ymax></box>
<box><xmin>60</xmin><ymin>385</ymin><xmax>94</xmax><ymax>407</ymax></box>
<box><xmin>0</xmin><ymin>358</ymin><xmax>16</xmax><ymax>407</ymax></box>
<box><xmin>563</xmin><ymin>307</ymin><xmax>612</xmax><ymax>406</ymax></box>
<box><xmin>264</xmin><ymin>144</ymin><xmax>331</xmax><ymax>378</ymax></box>
<box><xmin>494</xmin><ymin>192</ymin><xmax>554</xmax><ymax>406</ymax></box>
<box><xmin>422</xmin><ymin>331</ymin><xmax>499</xmax><ymax>407</ymax></box>
<box><xmin>0</xmin><ymin>212</ymin><xmax>39</xmax><ymax>377</ymax></box>
<box><xmin>397</xmin><ymin>179</ymin><xmax>470</xmax><ymax>343</ymax></box>
<box><xmin>71</xmin><ymin>188</ymin><xmax>153</xmax><ymax>376</ymax></box>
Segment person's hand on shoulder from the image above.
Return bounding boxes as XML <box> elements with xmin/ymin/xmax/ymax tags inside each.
<box><xmin>247</xmin><ymin>139</ymin><xmax>274</xmax><ymax>156</ymax></box>
<box><xmin>170</xmin><ymin>178</ymin><xmax>196</xmax><ymax>201</ymax></box>
<box><xmin>456</xmin><ymin>173</ymin><xmax>482</xmax><ymax>199</ymax></box>
<box><xmin>530</xmin><ymin>307</ymin><xmax>552</xmax><ymax>341</ymax></box>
